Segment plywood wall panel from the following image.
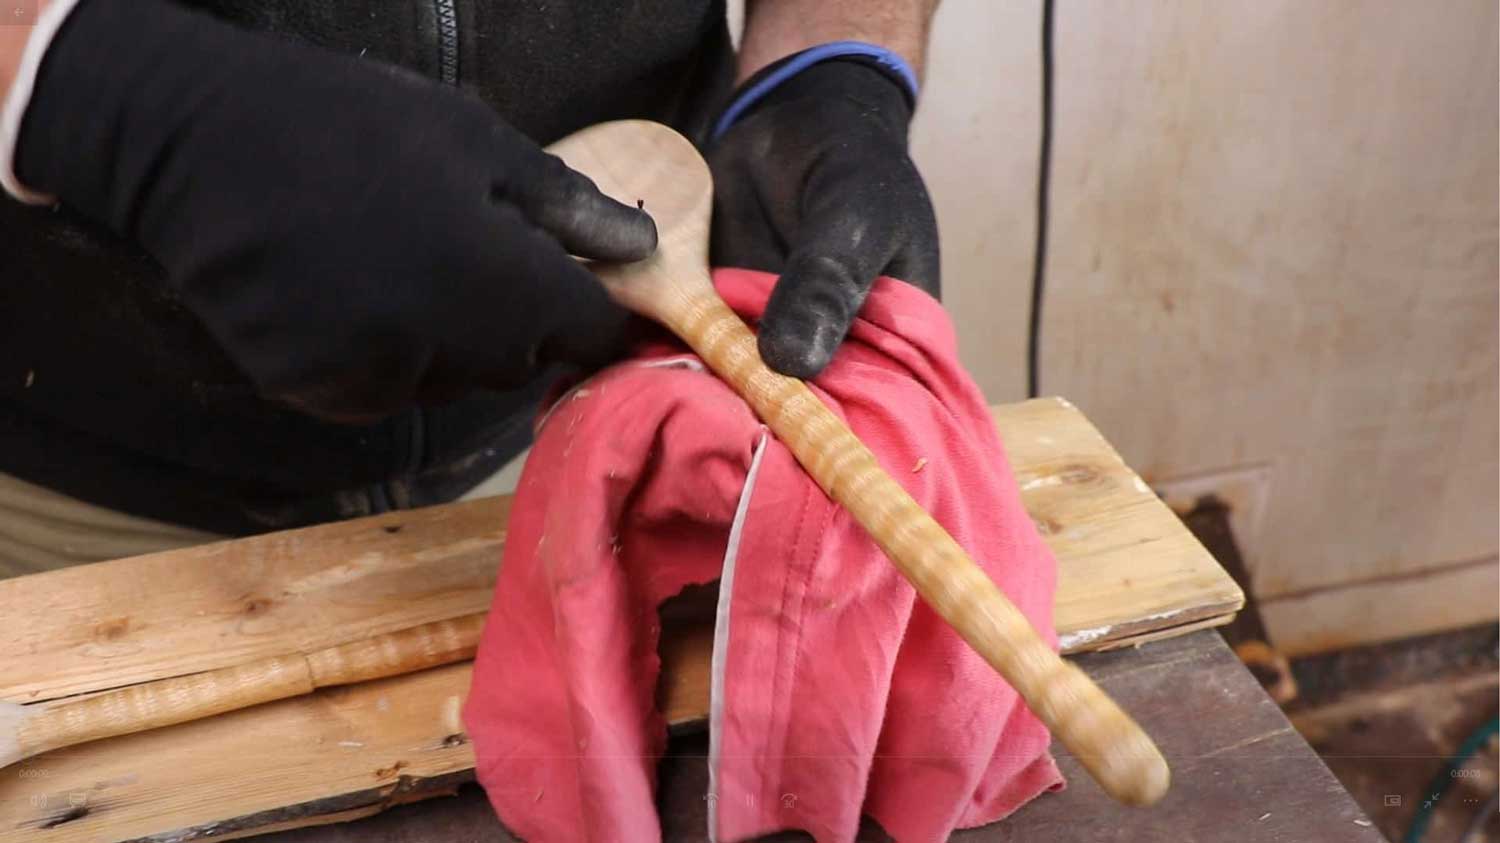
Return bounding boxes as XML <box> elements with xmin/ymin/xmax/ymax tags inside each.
<box><xmin>910</xmin><ymin>0</ymin><xmax>1041</xmax><ymax>403</ymax></box>
<box><xmin>1034</xmin><ymin>1</ymin><xmax>1498</xmax><ymax>627</ymax></box>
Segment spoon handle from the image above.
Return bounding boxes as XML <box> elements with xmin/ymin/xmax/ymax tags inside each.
<box><xmin>660</xmin><ymin>280</ymin><xmax>1170</xmax><ymax>807</ymax></box>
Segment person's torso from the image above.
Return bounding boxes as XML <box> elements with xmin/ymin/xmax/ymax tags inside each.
<box><xmin>179</xmin><ymin>0</ymin><xmax>732</xmax><ymax>144</ymax></box>
<box><xmin>0</xmin><ymin>0</ymin><xmax>734</xmax><ymax>534</ymax></box>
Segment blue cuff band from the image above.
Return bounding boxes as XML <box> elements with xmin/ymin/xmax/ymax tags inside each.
<box><xmin>711</xmin><ymin>40</ymin><xmax>920</xmax><ymax>141</ymax></box>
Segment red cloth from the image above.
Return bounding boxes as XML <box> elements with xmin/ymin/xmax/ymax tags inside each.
<box><xmin>463</xmin><ymin>269</ymin><xmax>1064</xmax><ymax>843</ymax></box>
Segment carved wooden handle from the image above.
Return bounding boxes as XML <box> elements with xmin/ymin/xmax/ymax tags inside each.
<box><xmin>303</xmin><ymin>612</ymin><xmax>483</xmax><ymax>686</ymax></box>
<box><xmin>661</xmin><ymin>281</ymin><xmax>1171</xmax><ymax>806</ymax></box>
<box><xmin>14</xmin><ymin>614</ymin><xmax>484</xmax><ymax>762</ymax></box>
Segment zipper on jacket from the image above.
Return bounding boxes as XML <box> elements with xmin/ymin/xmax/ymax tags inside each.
<box><xmin>433</xmin><ymin>0</ymin><xmax>459</xmax><ymax>85</ymax></box>
<box><xmin>372</xmin><ymin>0</ymin><xmax>460</xmax><ymax>515</ymax></box>
<box><xmin>403</xmin><ymin>0</ymin><xmax>460</xmax><ymax>504</ymax></box>
<box><xmin>423</xmin><ymin>0</ymin><xmax>458</xmax><ymax>498</ymax></box>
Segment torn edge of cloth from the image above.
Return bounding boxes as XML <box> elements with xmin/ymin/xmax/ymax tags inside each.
<box><xmin>707</xmin><ymin>427</ymin><xmax>769</xmax><ymax>843</ymax></box>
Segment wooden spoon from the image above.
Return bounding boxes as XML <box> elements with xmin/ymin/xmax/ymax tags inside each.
<box><xmin>551</xmin><ymin>119</ymin><xmax>1171</xmax><ymax>807</ymax></box>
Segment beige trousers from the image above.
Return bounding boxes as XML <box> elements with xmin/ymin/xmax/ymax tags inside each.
<box><xmin>0</xmin><ymin>451</ymin><xmax>528</xmax><ymax>579</ymax></box>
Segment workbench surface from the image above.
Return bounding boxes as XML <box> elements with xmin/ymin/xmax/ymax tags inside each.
<box><xmin>249</xmin><ymin>630</ymin><xmax>1381</xmax><ymax>843</ymax></box>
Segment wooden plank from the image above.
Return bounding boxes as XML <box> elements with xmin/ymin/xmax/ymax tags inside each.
<box><xmin>1038</xmin><ymin>0</ymin><xmax>1498</xmax><ymax>651</ymax></box>
<box><xmin>0</xmin><ymin>397</ymin><xmax>1241</xmax><ymax>841</ymax></box>
<box><xmin>218</xmin><ymin>632</ymin><xmax>1384</xmax><ymax>843</ymax></box>
<box><xmin>0</xmin><ymin>499</ymin><xmax>508</xmax><ymax>704</ymax></box>
<box><xmin>1088</xmin><ymin>611</ymin><xmax>1232</xmax><ymax>653</ymax></box>
<box><xmin>0</xmin><ymin>664</ymin><xmax>476</xmax><ymax>842</ymax></box>
<box><xmin>1002</xmin><ymin>398</ymin><xmax>1244</xmax><ymax>648</ymax></box>
<box><xmin>0</xmin><ymin>398</ymin><xmax>1239</xmax><ymax>706</ymax></box>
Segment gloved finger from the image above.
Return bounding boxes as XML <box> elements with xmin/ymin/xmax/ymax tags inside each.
<box><xmin>875</xmin><ymin>177</ymin><xmax>942</xmax><ymax>300</ymax></box>
<box><xmin>759</xmin><ymin>188</ymin><xmax>901</xmax><ymax>379</ymax></box>
<box><xmin>880</xmin><ymin>242</ymin><xmax>942</xmax><ymax>300</ymax></box>
<box><xmin>503</xmin><ymin>150</ymin><xmax>658</xmax><ymax>263</ymax></box>
<box><xmin>451</xmin><ymin>205</ymin><xmax>637</xmax><ymax>387</ymax></box>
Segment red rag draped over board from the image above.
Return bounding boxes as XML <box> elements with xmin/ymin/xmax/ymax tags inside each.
<box><xmin>463</xmin><ymin>269</ymin><xmax>1064</xmax><ymax>842</ymax></box>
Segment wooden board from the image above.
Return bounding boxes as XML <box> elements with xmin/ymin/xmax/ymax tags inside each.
<box><xmin>0</xmin><ymin>397</ymin><xmax>1241</xmax><ymax>842</ymax></box>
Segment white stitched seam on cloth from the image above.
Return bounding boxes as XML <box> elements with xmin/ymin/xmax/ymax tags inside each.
<box><xmin>706</xmin><ymin>427</ymin><xmax>768</xmax><ymax>842</ymax></box>
<box><xmin>0</xmin><ymin>0</ymin><xmax>81</xmax><ymax>204</ymax></box>
<box><xmin>635</xmin><ymin>356</ymin><xmax>706</xmax><ymax>372</ymax></box>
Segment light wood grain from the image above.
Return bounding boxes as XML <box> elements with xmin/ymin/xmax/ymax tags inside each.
<box><xmin>8</xmin><ymin>615</ymin><xmax>485</xmax><ymax>765</ymax></box>
<box><xmin>998</xmin><ymin>398</ymin><xmax>1244</xmax><ymax>650</ymax></box>
<box><xmin>0</xmin><ymin>397</ymin><xmax>1239</xmax><ymax>841</ymax></box>
<box><xmin>0</xmin><ymin>499</ymin><xmax>507</xmax><ymax>704</ymax></box>
<box><xmin>0</xmin><ymin>665</ymin><xmax>478</xmax><ymax>842</ymax></box>
<box><xmin>0</xmin><ymin>400</ymin><xmax>1240</xmax><ymax>706</ymax></box>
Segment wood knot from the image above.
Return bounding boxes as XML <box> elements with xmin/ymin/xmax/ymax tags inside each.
<box><xmin>374</xmin><ymin>760</ymin><xmax>409</xmax><ymax>779</ymax></box>
<box><xmin>242</xmin><ymin>597</ymin><xmax>273</xmax><ymax>616</ymax></box>
<box><xmin>40</xmin><ymin>805</ymin><xmax>89</xmax><ymax>829</ymax></box>
<box><xmin>1058</xmin><ymin>464</ymin><xmax>1101</xmax><ymax>486</ymax></box>
<box><xmin>94</xmin><ymin>617</ymin><xmax>131</xmax><ymax>642</ymax></box>
<box><xmin>1033</xmin><ymin>516</ymin><xmax>1065</xmax><ymax>536</ymax></box>
<box><xmin>84</xmin><ymin>616</ymin><xmax>144</xmax><ymax>657</ymax></box>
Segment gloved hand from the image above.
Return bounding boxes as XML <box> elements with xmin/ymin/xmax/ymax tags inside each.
<box><xmin>13</xmin><ymin>0</ymin><xmax>656</xmax><ymax>422</ymax></box>
<box><xmin>707</xmin><ymin>49</ymin><xmax>940</xmax><ymax>379</ymax></box>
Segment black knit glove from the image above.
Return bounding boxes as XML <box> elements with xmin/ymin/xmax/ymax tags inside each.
<box><xmin>14</xmin><ymin>0</ymin><xmax>656</xmax><ymax>422</ymax></box>
<box><xmin>708</xmin><ymin>48</ymin><xmax>940</xmax><ymax>379</ymax></box>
